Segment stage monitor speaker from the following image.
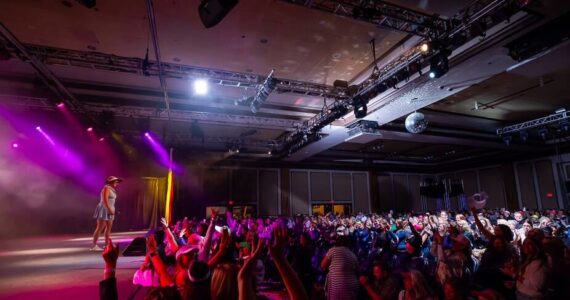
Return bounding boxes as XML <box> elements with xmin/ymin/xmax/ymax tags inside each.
<box><xmin>122</xmin><ymin>237</ymin><xmax>147</xmax><ymax>257</ymax></box>
<box><xmin>198</xmin><ymin>0</ymin><xmax>239</xmax><ymax>28</ymax></box>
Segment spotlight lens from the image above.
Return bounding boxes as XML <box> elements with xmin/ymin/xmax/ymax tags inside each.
<box><xmin>35</xmin><ymin>126</ymin><xmax>41</xmax><ymax>131</ymax></box>
<box><xmin>420</xmin><ymin>43</ymin><xmax>429</xmax><ymax>52</ymax></box>
<box><xmin>12</xmin><ymin>143</ymin><xmax>19</xmax><ymax>148</ymax></box>
<box><xmin>429</xmin><ymin>72</ymin><xmax>436</xmax><ymax>79</ymax></box>
<box><xmin>193</xmin><ymin>79</ymin><xmax>209</xmax><ymax>95</ymax></box>
<box><xmin>144</xmin><ymin>132</ymin><xmax>150</xmax><ymax>137</ymax></box>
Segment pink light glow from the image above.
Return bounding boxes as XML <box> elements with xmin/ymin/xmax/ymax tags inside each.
<box><xmin>35</xmin><ymin>126</ymin><xmax>41</xmax><ymax>131</ymax></box>
<box><xmin>57</xmin><ymin>102</ymin><xmax>65</xmax><ymax>108</ymax></box>
<box><xmin>12</xmin><ymin>143</ymin><xmax>19</xmax><ymax>148</ymax></box>
<box><xmin>87</xmin><ymin>127</ymin><xmax>93</xmax><ymax>132</ymax></box>
<box><xmin>98</xmin><ymin>137</ymin><xmax>105</xmax><ymax>142</ymax></box>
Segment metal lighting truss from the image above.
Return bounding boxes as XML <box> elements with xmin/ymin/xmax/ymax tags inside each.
<box><xmin>120</xmin><ymin>128</ymin><xmax>277</xmax><ymax>150</ymax></box>
<box><xmin>250</xmin><ymin>69</ymin><xmax>276</xmax><ymax>113</ymax></box>
<box><xmin>274</xmin><ymin>0</ymin><xmax>535</xmax><ymax>155</ymax></box>
<box><xmin>1</xmin><ymin>94</ymin><xmax>301</xmax><ymax>131</ymax></box>
<box><xmin>280</xmin><ymin>0</ymin><xmax>450</xmax><ymax>38</ymax></box>
<box><xmin>0</xmin><ymin>23</ymin><xmax>85</xmax><ymax>113</ymax></box>
<box><xmin>496</xmin><ymin>110</ymin><xmax>570</xmax><ymax>136</ymax></box>
<box><xmin>352</xmin><ymin>0</ymin><xmax>519</xmax><ymax>99</ymax></box>
<box><xmin>8</xmin><ymin>44</ymin><xmax>347</xmax><ymax>100</ymax></box>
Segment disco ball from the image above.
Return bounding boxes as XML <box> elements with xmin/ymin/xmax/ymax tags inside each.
<box><xmin>405</xmin><ymin>112</ymin><xmax>428</xmax><ymax>134</ymax></box>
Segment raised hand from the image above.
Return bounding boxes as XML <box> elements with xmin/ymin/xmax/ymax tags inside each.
<box><xmin>250</xmin><ymin>236</ymin><xmax>265</xmax><ymax>260</ymax></box>
<box><xmin>269</xmin><ymin>226</ymin><xmax>288</xmax><ymax>259</ymax></box>
<box><xmin>220</xmin><ymin>227</ymin><xmax>230</xmax><ymax>249</ymax></box>
<box><xmin>147</xmin><ymin>235</ymin><xmax>158</xmax><ymax>254</ymax></box>
<box><xmin>102</xmin><ymin>238</ymin><xmax>120</xmax><ymax>267</ymax></box>
<box><xmin>160</xmin><ymin>217</ymin><xmax>168</xmax><ymax>228</ymax></box>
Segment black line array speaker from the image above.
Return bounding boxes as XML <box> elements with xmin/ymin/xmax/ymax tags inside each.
<box><xmin>198</xmin><ymin>0</ymin><xmax>239</xmax><ymax>28</ymax></box>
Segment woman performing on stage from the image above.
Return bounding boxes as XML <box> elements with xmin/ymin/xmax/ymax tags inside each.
<box><xmin>91</xmin><ymin>176</ymin><xmax>122</xmax><ymax>251</ymax></box>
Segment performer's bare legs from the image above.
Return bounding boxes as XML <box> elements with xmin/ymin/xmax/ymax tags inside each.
<box><xmin>92</xmin><ymin>219</ymin><xmax>106</xmax><ymax>248</ymax></box>
<box><xmin>104</xmin><ymin>219</ymin><xmax>114</xmax><ymax>246</ymax></box>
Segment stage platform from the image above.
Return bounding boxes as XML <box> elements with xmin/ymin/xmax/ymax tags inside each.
<box><xmin>0</xmin><ymin>231</ymin><xmax>154</xmax><ymax>300</ymax></box>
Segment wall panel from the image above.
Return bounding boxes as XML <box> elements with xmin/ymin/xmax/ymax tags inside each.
<box><xmin>516</xmin><ymin>163</ymin><xmax>538</xmax><ymax>209</ymax></box>
<box><xmin>353</xmin><ymin>173</ymin><xmax>369</xmax><ymax>213</ymax></box>
<box><xmin>457</xmin><ymin>171</ymin><xmax>478</xmax><ymax>197</ymax></box>
<box><xmin>535</xmin><ymin>160</ymin><xmax>558</xmax><ymax>209</ymax></box>
<box><xmin>291</xmin><ymin>171</ymin><xmax>309</xmax><ymax>215</ymax></box>
<box><xmin>203</xmin><ymin>169</ymin><xmax>230</xmax><ymax>203</ymax></box>
<box><xmin>393</xmin><ymin>175</ymin><xmax>410</xmax><ymax>212</ymax></box>
<box><xmin>310</xmin><ymin>171</ymin><xmax>332</xmax><ymax>202</ymax></box>
<box><xmin>259</xmin><ymin>170</ymin><xmax>279</xmax><ymax>215</ymax></box>
<box><xmin>231</xmin><ymin>169</ymin><xmax>257</xmax><ymax>204</ymax></box>
<box><xmin>478</xmin><ymin>167</ymin><xmax>506</xmax><ymax>208</ymax></box>
<box><xmin>332</xmin><ymin>173</ymin><xmax>352</xmax><ymax>202</ymax></box>
<box><xmin>408</xmin><ymin>175</ymin><xmax>422</xmax><ymax>212</ymax></box>
<box><xmin>377</xmin><ymin>175</ymin><xmax>393</xmax><ymax>212</ymax></box>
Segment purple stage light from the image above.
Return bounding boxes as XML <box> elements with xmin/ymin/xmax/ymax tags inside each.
<box><xmin>98</xmin><ymin>137</ymin><xmax>105</xmax><ymax>142</ymax></box>
<box><xmin>35</xmin><ymin>126</ymin><xmax>56</xmax><ymax>146</ymax></box>
<box><xmin>57</xmin><ymin>102</ymin><xmax>65</xmax><ymax>108</ymax></box>
<box><xmin>12</xmin><ymin>142</ymin><xmax>19</xmax><ymax>148</ymax></box>
<box><xmin>87</xmin><ymin>127</ymin><xmax>93</xmax><ymax>132</ymax></box>
<box><xmin>143</xmin><ymin>131</ymin><xmax>181</xmax><ymax>171</ymax></box>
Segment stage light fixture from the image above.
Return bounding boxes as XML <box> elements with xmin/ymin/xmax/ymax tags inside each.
<box><xmin>428</xmin><ymin>53</ymin><xmax>449</xmax><ymax>79</ymax></box>
<box><xmin>352</xmin><ymin>96</ymin><xmax>368</xmax><ymax>119</ymax></box>
<box><xmin>193</xmin><ymin>79</ymin><xmax>209</xmax><ymax>95</ymax></box>
<box><xmin>560</xmin><ymin>120</ymin><xmax>569</xmax><ymax>132</ymax></box>
<box><xmin>11</xmin><ymin>142</ymin><xmax>19</xmax><ymax>148</ymax></box>
<box><xmin>537</xmin><ymin>128</ymin><xmax>549</xmax><ymax>140</ymax></box>
<box><xmin>35</xmin><ymin>126</ymin><xmax>41</xmax><ymax>131</ymax></box>
<box><xmin>519</xmin><ymin>131</ymin><xmax>529</xmax><ymax>142</ymax></box>
<box><xmin>144</xmin><ymin>132</ymin><xmax>151</xmax><ymax>138</ymax></box>
<box><xmin>87</xmin><ymin>127</ymin><xmax>94</xmax><ymax>132</ymax></box>
<box><xmin>420</xmin><ymin>41</ymin><xmax>432</xmax><ymax>53</ymax></box>
<box><xmin>198</xmin><ymin>0</ymin><xmax>239</xmax><ymax>29</ymax></box>
<box><xmin>268</xmin><ymin>151</ymin><xmax>272</xmax><ymax>155</ymax></box>
<box><xmin>502</xmin><ymin>135</ymin><xmax>512</xmax><ymax>146</ymax></box>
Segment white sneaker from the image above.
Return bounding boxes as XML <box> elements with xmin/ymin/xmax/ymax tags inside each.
<box><xmin>90</xmin><ymin>245</ymin><xmax>104</xmax><ymax>251</ymax></box>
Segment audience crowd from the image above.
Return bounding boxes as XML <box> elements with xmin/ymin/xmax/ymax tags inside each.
<box><xmin>100</xmin><ymin>204</ymin><xmax>570</xmax><ymax>300</ymax></box>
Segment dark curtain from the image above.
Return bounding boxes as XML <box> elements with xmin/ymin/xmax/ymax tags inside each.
<box><xmin>136</xmin><ymin>177</ymin><xmax>167</xmax><ymax>230</ymax></box>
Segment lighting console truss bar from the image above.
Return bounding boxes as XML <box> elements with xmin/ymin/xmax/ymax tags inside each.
<box><xmin>9</xmin><ymin>44</ymin><xmax>347</xmax><ymax>99</ymax></box>
<box><xmin>280</xmin><ymin>0</ymin><xmax>450</xmax><ymax>38</ymax></box>
<box><xmin>496</xmin><ymin>110</ymin><xmax>570</xmax><ymax>136</ymax></box>
<box><xmin>1</xmin><ymin>95</ymin><xmax>301</xmax><ymax>131</ymax></box>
